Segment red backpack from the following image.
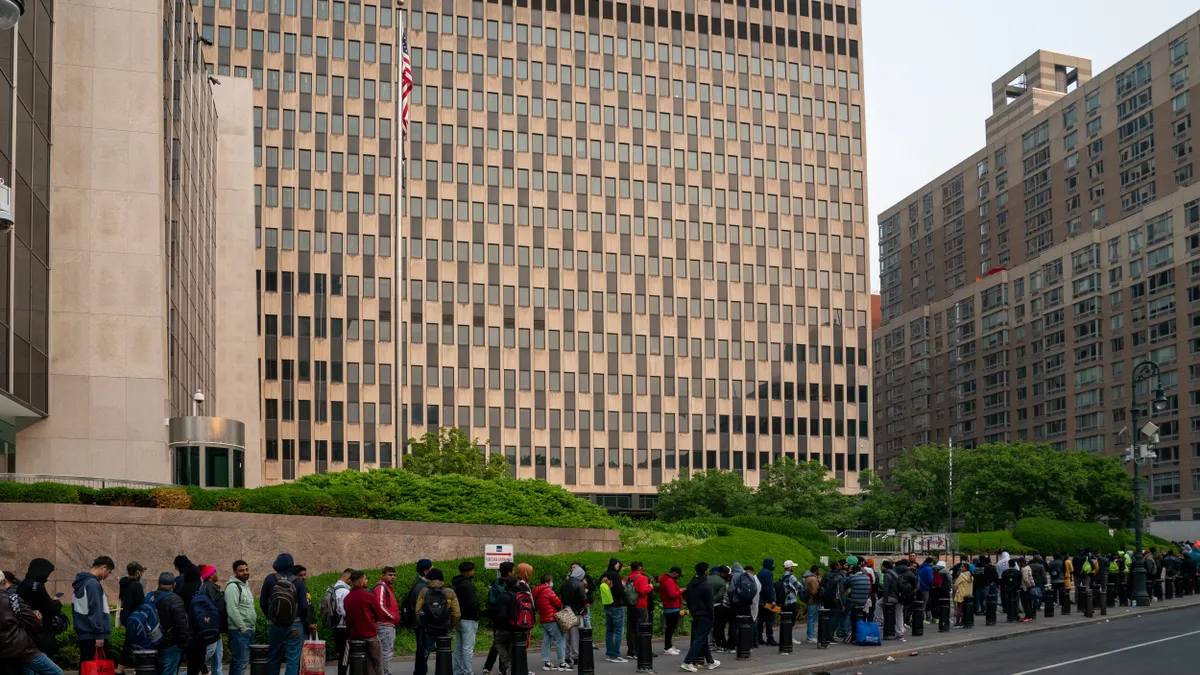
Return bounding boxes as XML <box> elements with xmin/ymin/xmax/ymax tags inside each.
<box><xmin>512</xmin><ymin>588</ymin><xmax>535</xmax><ymax>630</ymax></box>
<box><xmin>932</xmin><ymin>571</ymin><xmax>944</xmax><ymax>590</ymax></box>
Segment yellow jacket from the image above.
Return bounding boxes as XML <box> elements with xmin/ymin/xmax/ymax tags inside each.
<box><xmin>415</xmin><ymin>580</ymin><xmax>462</xmax><ymax>627</ymax></box>
<box><xmin>1064</xmin><ymin>558</ymin><xmax>1074</xmax><ymax>587</ymax></box>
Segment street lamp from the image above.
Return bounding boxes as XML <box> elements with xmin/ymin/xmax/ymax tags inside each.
<box><xmin>1128</xmin><ymin>360</ymin><xmax>1167</xmax><ymax>607</ymax></box>
<box><xmin>0</xmin><ymin>0</ymin><xmax>23</xmax><ymax>30</ymax></box>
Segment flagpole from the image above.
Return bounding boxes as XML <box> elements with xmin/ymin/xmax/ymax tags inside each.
<box><xmin>394</xmin><ymin>1</ymin><xmax>406</xmax><ymax>466</ymax></box>
<box><xmin>948</xmin><ymin>436</ymin><xmax>954</xmax><ymax>540</ymax></box>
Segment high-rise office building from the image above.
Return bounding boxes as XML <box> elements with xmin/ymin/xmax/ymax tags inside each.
<box><xmin>396</xmin><ymin>0</ymin><xmax>873</xmax><ymax>508</ymax></box>
<box><xmin>873</xmin><ymin>14</ymin><xmax>1200</xmax><ymax>525</ymax></box>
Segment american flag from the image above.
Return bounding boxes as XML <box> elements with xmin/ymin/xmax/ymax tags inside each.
<box><xmin>400</xmin><ymin>32</ymin><xmax>412</xmax><ymax>139</ymax></box>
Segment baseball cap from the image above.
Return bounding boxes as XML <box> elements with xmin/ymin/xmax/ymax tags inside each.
<box><xmin>158</xmin><ymin>572</ymin><xmax>176</xmax><ymax>586</ymax></box>
<box><xmin>127</xmin><ymin>561</ymin><xmax>146</xmax><ymax>576</ymax></box>
<box><xmin>783</xmin><ymin>560</ymin><xmax>797</xmax><ymax>569</ymax></box>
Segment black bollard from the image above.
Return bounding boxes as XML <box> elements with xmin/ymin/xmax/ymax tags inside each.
<box><xmin>883</xmin><ymin>601</ymin><xmax>897</xmax><ymax>639</ymax></box>
<box><xmin>251</xmin><ymin>644</ymin><xmax>270</xmax><ymax>675</ymax></box>
<box><xmin>963</xmin><ymin>600</ymin><xmax>975</xmax><ymax>629</ymax></box>
<box><xmin>435</xmin><ymin>633</ymin><xmax>453</xmax><ymax>675</ymax></box>
<box><xmin>816</xmin><ymin>608</ymin><xmax>832</xmax><ymax>649</ymax></box>
<box><xmin>778</xmin><ymin>611</ymin><xmax>794</xmax><ymax>654</ymax></box>
<box><xmin>511</xmin><ymin>630</ymin><xmax>530</xmax><ymax>675</ymax></box>
<box><xmin>635</xmin><ymin>619</ymin><xmax>653</xmax><ymax>673</ymax></box>
<box><xmin>1082</xmin><ymin>587</ymin><xmax>1094</xmax><ymax>618</ymax></box>
<box><xmin>348</xmin><ymin>640</ymin><xmax>367</xmax><ymax>675</ymax></box>
<box><xmin>1096</xmin><ymin>586</ymin><xmax>1106</xmax><ymax>616</ymax></box>
<box><xmin>985</xmin><ymin>588</ymin><xmax>998</xmax><ymax>626</ymax></box>
<box><xmin>1060</xmin><ymin>585</ymin><xmax>1072</xmax><ymax>615</ymax></box>
<box><xmin>735</xmin><ymin>614</ymin><xmax>752</xmax><ymax>660</ymax></box>
<box><xmin>1166</xmin><ymin>577</ymin><xmax>1175</xmax><ymax>600</ymax></box>
<box><xmin>1108</xmin><ymin>580</ymin><xmax>1117</xmax><ymax>607</ymax></box>
<box><xmin>1118</xmin><ymin>575</ymin><xmax>1129</xmax><ymax>606</ymax></box>
<box><xmin>1044</xmin><ymin>585</ymin><xmax>1055</xmax><ymax>618</ymax></box>
<box><xmin>577</xmin><ymin>628</ymin><xmax>595</xmax><ymax>675</ymax></box>
<box><xmin>1005</xmin><ymin>590</ymin><xmax>1019</xmax><ymax>623</ymax></box>
<box><xmin>133</xmin><ymin>649</ymin><xmax>158</xmax><ymax>675</ymax></box>
<box><xmin>911</xmin><ymin>600</ymin><xmax>925</xmax><ymax>637</ymax></box>
<box><xmin>938</xmin><ymin>597</ymin><xmax>951</xmax><ymax>632</ymax></box>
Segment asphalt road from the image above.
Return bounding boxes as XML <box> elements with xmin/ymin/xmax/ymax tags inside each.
<box><xmin>831</xmin><ymin>604</ymin><xmax>1200</xmax><ymax>675</ymax></box>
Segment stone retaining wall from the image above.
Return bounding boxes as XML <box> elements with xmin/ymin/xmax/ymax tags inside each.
<box><xmin>0</xmin><ymin>503</ymin><xmax>619</xmax><ymax>596</ymax></box>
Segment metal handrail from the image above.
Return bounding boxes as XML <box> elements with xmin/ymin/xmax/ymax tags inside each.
<box><xmin>0</xmin><ymin>474</ymin><xmax>171</xmax><ymax>490</ymax></box>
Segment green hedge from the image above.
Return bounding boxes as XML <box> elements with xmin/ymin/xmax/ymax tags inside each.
<box><xmin>0</xmin><ymin>470</ymin><xmax>615</xmax><ymax>529</ymax></box>
<box><xmin>702</xmin><ymin>516</ymin><xmax>839</xmax><ymax>562</ymax></box>
<box><xmin>1014</xmin><ymin>518</ymin><xmax>1133</xmax><ymax>555</ymax></box>
<box><xmin>957</xmin><ymin>530</ymin><xmax>1033</xmax><ymax>554</ymax></box>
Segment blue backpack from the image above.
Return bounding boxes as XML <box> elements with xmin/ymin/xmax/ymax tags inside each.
<box><xmin>125</xmin><ymin>591</ymin><xmax>165</xmax><ymax>649</ymax></box>
<box><xmin>191</xmin><ymin>589</ymin><xmax>223</xmax><ymax>646</ymax></box>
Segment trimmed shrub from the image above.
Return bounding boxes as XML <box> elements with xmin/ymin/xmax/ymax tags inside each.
<box><xmin>957</xmin><ymin>530</ymin><xmax>1032</xmax><ymax>554</ymax></box>
<box><xmin>149</xmin><ymin>487</ymin><xmax>192</xmax><ymax>509</ymax></box>
<box><xmin>1013</xmin><ymin>517</ymin><xmax>1125</xmax><ymax>554</ymax></box>
<box><xmin>702</xmin><ymin>516</ymin><xmax>839</xmax><ymax>561</ymax></box>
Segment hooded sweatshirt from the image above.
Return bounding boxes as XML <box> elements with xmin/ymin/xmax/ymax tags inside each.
<box><xmin>559</xmin><ymin>566</ymin><xmax>588</xmax><ymax>615</ymax></box>
<box><xmin>801</xmin><ymin>570</ymin><xmax>820</xmax><ymax>605</ymax></box>
<box><xmin>259</xmin><ymin>553</ymin><xmax>311</xmax><ymax>624</ymax></box>
<box><xmin>451</xmin><ymin>574</ymin><xmax>480</xmax><ymax>622</ymax></box>
<box><xmin>707</xmin><ymin>569</ymin><xmax>727</xmax><ymax>605</ymax></box>
<box><xmin>71</xmin><ymin>570</ymin><xmax>111</xmax><ymax>641</ymax></box>
<box><xmin>656</xmin><ymin>573</ymin><xmax>683</xmax><ymax>611</ymax></box>
<box><xmin>17</xmin><ymin>558</ymin><xmax>60</xmax><ymax>654</ymax></box>
<box><xmin>686</xmin><ymin>572</ymin><xmax>715</xmax><ymax>617</ymax></box>
<box><xmin>601</xmin><ymin>559</ymin><xmax>626</xmax><ymax>608</ymax></box>
<box><xmin>173</xmin><ymin>555</ymin><xmax>203</xmax><ymax>631</ymax></box>
<box><xmin>225</xmin><ymin>575</ymin><xmax>258</xmax><ymax>632</ymax></box>
<box><xmin>756</xmin><ymin>559</ymin><xmax>776</xmax><ymax>604</ymax></box>
<box><xmin>119</xmin><ymin>575</ymin><xmax>146</xmax><ymax>625</ymax></box>
<box><xmin>727</xmin><ymin>563</ymin><xmax>751</xmax><ymax>610</ymax></box>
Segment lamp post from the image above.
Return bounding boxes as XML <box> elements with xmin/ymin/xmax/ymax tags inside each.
<box><xmin>1128</xmin><ymin>360</ymin><xmax>1167</xmax><ymax>608</ymax></box>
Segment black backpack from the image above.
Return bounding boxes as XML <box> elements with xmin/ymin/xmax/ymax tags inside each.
<box><xmin>774</xmin><ymin>579</ymin><xmax>787</xmax><ymax>605</ymax></box>
<box><xmin>819</xmin><ymin>573</ymin><xmax>841</xmax><ymax>605</ymax></box>
<box><xmin>420</xmin><ymin>586</ymin><xmax>451</xmax><ymax>631</ymax></box>
<box><xmin>898</xmin><ymin>574</ymin><xmax>917</xmax><ymax>604</ymax></box>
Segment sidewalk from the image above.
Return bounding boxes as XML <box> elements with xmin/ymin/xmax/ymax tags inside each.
<box><xmin>374</xmin><ymin>593</ymin><xmax>1200</xmax><ymax>675</ymax></box>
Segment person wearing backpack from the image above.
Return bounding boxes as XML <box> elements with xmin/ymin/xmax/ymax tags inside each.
<box><xmin>894</xmin><ymin>560</ymin><xmax>918</xmax><ymax>628</ymax></box>
<box><xmin>451</xmin><ymin>562</ymin><xmax>480</xmax><ymax>675</ymax></box>
<box><xmin>343</xmin><ymin>571</ymin><xmax>383</xmax><ymax>675</ymax></box>
<box><xmin>800</xmin><ymin>565</ymin><xmax>821</xmax><ymax>644</ymax></box>
<box><xmin>482</xmin><ymin>562</ymin><xmax>514</xmax><ymax>675</ymax></box>
<box><xmin>146</xmin><ymin>572</ymin><xmax>189</xmax><ymax>675</ymax></box>
<box><xmin>226</xmin><ymin>561</ymin><xmax>257</xmax><ymax>675</ymax></box>
<box><xmin>259</xmin><ymin>552</ymin><xmax>314</xmax><ymax>675</ymax></box>
<box><xmin>817</xmin><ymin>562</ymin><xmax>846</xmax><ymax>640</ymax></box>
<box><xmin>623</xmin><ymin>562</ymin><xmax>654</xmax><ymax>660</ymax></box>
<box><xmin>600</xmin><ymin>559</ymin><xmax>627</xmax><ymax>663</ymax></box>
<box><xmin>402</xmin><ymin>559</ymin><xmax>433</xmax><ymax>675</ymax></box>
<box><xmin>656</xmin><ymin>567</ymin><xmax>684</xmax><ymax>656</ymax></box>
<box><xmin>415</xmin><ymin>568</ymin><xmax>462</xmax><ymax>640</ymax></box>
<box><xmin>116</xmin><ymin>561</ymin><xmax>146</xmax><ymax>673</ymax></box>
<box><xmin>196</xmin><ymin>565</ymin><xmax>228</xmax><ymax>675</ymax></box>
<box><xmin>879</xmin><ymin>560</ymin><xmax>905</xmax><ymax>640</ymax></box>
<box><xmin>754</xmin><ymin>559</ymin><xmax>777</xmax><ymax>647</ymax></box>
<box><xmin>373</xmin><ymin>567</ymin><xmax>400</xmax><ymax>675</ymax></box>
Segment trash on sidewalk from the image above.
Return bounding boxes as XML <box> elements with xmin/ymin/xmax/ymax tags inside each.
<box><xmin>886</xmin><ymin>656</ymin><xmax>895</xmax><ymax>661</ymax></box>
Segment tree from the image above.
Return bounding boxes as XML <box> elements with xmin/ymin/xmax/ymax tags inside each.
<box><xmin>654</xmin><ymin>470</ymin><xmax>754</xmax><ymax>522</ymax></box>
<box><xmin>753</xmin><ymin>458</ymin><xmax>856</xmax><ymax>527</ymax></box>
<box><xmin>404</xmin><ymin>427</ymin><xmax>510</xmax><ymax>480</ymax></box>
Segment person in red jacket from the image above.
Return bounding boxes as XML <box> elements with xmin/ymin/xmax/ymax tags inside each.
<box><xmin>533</xmin><ymin>573</ymin><xmax>567</xmax><ymax>671</ymax></box>
<box><xmin>625</xmin><ymin>562</ymin><xmax>655</xmax><ymax>659</ymax></box>
<box><xmin>657</xmin><ymin>567</ymin><xmax>684</xmax><ymax>655</ymax></box>
<box><xmin>373</xmin><ymin>567</ymin><xmax>400</xmax><ymax>675</ymax></box>
<box><xmin>343</xmin><ymin>571</ymin><xmax>383</xmax><ymax>675</ymax></box>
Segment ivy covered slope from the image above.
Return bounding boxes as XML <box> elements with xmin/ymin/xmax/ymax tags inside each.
<box><xmin>0</xmin><ymin>469</ymin><xmax>615</xmax><ymax>529</ymax></box>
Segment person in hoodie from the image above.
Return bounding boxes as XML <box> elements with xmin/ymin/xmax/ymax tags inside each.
<box><xmin>600</xmin><ymin>559</ymin><xmax>626</xmax><ymax>663</ymax></box>
<box><xmin>117</xmin><ymin>561</ymin><xmax>147</xmax><ymax>673</ymax></box>
<box><xmin>801</xmin><ymin>565</ymin><xmax>821</xmax><ymax>644</ymax></box>
<box><xmin>17</xmin><ymin>559</ymin><xmax>61</xmax><ymax>660</ymax></box>
<box><xmin>879</xmin><ymin>560</ymin><xmax>905</xmax><ymax>640</ymax></box>
<box><xmin>199</xmin><ymin>565</ymin><xmax>228</xmax><ymax>675</ymax></box>
<box><xmin>559</xmin><ymin>565</ymin><xmax>587</xmax><ymax>667</ymax></box>
<box><xmin>148</xmin><ymin>572</ymin><xmax>189</xmax><ymax>675</ymax></box>
<box><xmin>406</xmin><ymin>559</ymin><xmax>433</xmax><ymax>675</ymax></box>
<box><xmin>415</xmin><ymin>568</ymin><xmax>461</xmax><ymax>634</ymax></box>
<box><xmin>657</xmin><ymin>567</ymin><xmax>684</xmax><ymax>656</ymax></box>
<box><xmin>451</xmin><ymin>562</ymin><xmax>480</xmax><ymax>675</ymax></box>
<box><xmin>1</xmin><ymin>578</ymin><xmax>62</xmax><ymax>675</ymax></box>
<box><xmin>952</xmin><ymin>562</ymin><xmax>973</xmax><ymax>627</ymax></box>
<box><xmin>754</xmin><ymin>559</ymin><xmax>776</xmax><ymax>647</ymax></box>
<box><xmin>724</xmin><ymin>563</ymin><xmax>752</xmax><ymax>654</ymax></box>
<box><xmin>999</xmin><ymin>560</ymin><xmax>1023</xmax><ymax>622</ymax></box>
<box><xmin>916</xmin><ymin>557</ymin><xmax>935</xmax><ymax>624</ymax></box>
<box><xmin>624</xmin><ymin>562</ymin><xmax>654</xmax><ymax>659</ymax></box>
<box><xmin>373</xmin><ymin>567</ymin><xmax>400</xmax><ymax>675</ymax></box>
<box><xmin>532</xmin><ymin>573</ymin><xmax>566</xmax><ymax>671</ymax></box>
<box><xmin>706</xmin><ymin>567</ymin><xmax>728</xmax><ymax>652</ymax></box>
<box><xmin>170</xmin><ymin>556</ymin><xmax>207</xmax><ymax>675</ymax></box>
<box><xmin>681</xmin><ymin>563</ymin><xmax>718</xmax><ymax>673</ymax></box>
<box><xmin>226</xmin><ymin>561</ymin><xmax>257</xmax><ymax>675</ymax></box>
<box><xmin>259</xmin><ymin>553</ymin><xmax>313</xmax><ymax>675</ymax></box>
<box><xmin>72</xmin><ymin>556</ymin><xmax>115</xmax><ymax>663</ymax></box>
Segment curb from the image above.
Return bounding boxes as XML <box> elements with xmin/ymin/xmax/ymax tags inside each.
<box><xmin>751</xmin><ymin>598</ymin><xmax>1200</xmax><ymax>675</ymax></box>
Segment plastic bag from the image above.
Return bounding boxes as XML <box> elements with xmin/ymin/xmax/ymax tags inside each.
<box><xmin>81</xmin><ymin>648</ymin><xmax>115</xmax><ymax>675</ymax></box>
<box><xmin>301</xmin><ymin>638</ymin><xmax>326</xmax><ymax>675</ymax></box>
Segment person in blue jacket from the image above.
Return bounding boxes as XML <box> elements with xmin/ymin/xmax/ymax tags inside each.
<box><xmin>260</xmin><ymin>553</ymin><xmax>314</xmax><ymax>675</ymax></box>
<box><xmin>72</xmin><ymin>556</ymin><xmax>116</xmax><ymax>664</ymax></box>
<box><xmin>916</xmin><ymin>558</ymin><xmax>935</xmax><ymax>624</ymax></box>
<box><xmin>755</xmin><ymin>559</ymin><xmax>777</xmax><ymax>647</ymax></box>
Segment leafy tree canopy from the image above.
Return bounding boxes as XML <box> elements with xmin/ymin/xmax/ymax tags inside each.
<box><xmin>404</xmin><ymin>427</ymin><xmax>510</xmax><ymax>480</ymax></box>
<box><xmin>653</xmin><ymin>469</ymin><xmax>754</xmax><ymax>522</ymax></box>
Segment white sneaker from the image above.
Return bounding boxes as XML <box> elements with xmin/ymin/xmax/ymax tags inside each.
<box><xmin>558</xmin><ymin>663</ymin><xmax>570</xmax><ymax>671</ymax></box>
<box><xmin>605</xmin><ymin>658</ymin><xmax>620</xmax><ymax>663</ymax></box>
<box><xmin>614</xmin><ymin>657</ymin><xmax>629</xmax><ymax>664</ymax></box>
<box><xmin>706</xmin><ymin>661</ymin><xmax>720</xmax><ymax>670</ymax></box>
<box><xmin>542</xmin><ymin>662</ymin><xmax>556</xmax><ymax>672</ymax></box>
<box><xmin>664</xmin><ymin>648</ymin><xmax>680</xmax><ymax>656</ymax></box>
<box><xmin>680</xmin><ymin>664</ymin><xmax>698</xmax><ymax>673</ymax></box>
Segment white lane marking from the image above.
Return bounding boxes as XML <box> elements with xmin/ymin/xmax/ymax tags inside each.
<box><xmin>1009</xmin><ymin>628</ymin><xmax>1200</xmax><ymax>674</ymax></box>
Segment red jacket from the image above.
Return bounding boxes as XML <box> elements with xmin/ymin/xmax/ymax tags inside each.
<box><xmin>657</xmin><ymin>574</ymin><xmax>683</xmax><ymax>610</ymax></box>
<box><xmin>343</xmin><ymin>588</ymin><xmax>381</xmax><ymax>639</ymax></box>
<box><xmin>627</xmin><ymin>571</ymin><xmax>654</xmax><ymax>610</ymax></box>
<box><xmin>532</xmin><ymin>583</ymin><xmax>562</xmax><ymax>625</ymax></box>
<box><xmin>374</xmin><ymin>581</ymin><xmax>399</xmax><ymax>625</ymax></box>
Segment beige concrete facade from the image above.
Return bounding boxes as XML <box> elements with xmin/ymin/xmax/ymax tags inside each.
<box><xmin>874</xmin><ymin>13</ymin><xmax>1200</xmax><ymax>522</ymax></box>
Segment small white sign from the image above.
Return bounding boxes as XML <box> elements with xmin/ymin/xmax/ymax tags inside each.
<box><xmin>1108</xmin><ymin>529</ymin><xmax>1116</xmax><ymax>537</ymax></box>
<box><xmin>485</xmin><ymin>543</ymin><xmax>514</xmax><ymax>569</ymax></box>
<box><xmin>819</xmin><ymin>556</ymin><xmax>829</xmax><ymax>566</ymax></box>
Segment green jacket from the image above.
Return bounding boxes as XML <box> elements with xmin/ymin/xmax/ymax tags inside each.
<box><xmin>598</xmin><ymin>583</ymin><xmax>614</xmax><ymax>607</ymax></box>
<box><xmin>225</xmin><ymin>576</ymin><xmax>258</xmax><ymax>631</ymax></box>
<box><xmin>707</xmin><ymin>572</ymin><xmax>727</xmax><ymax>604</ymax></box>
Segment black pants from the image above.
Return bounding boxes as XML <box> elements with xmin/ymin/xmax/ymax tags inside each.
<box><xmin>663</xmin><ymin>611</ymin><xmax>680</xmax><ymax>650</ymax></box>
<box><xmin>334</xmin><ymin>627</ymin><xmax>349</xmax><ymax>675</ymax></box>
<box><xmin>711</xmin><ymin>606</ymin><xmax>728</xmax><ymax>648</ymax></box>
<box><xmin>627</xmin><ymin>607</ymin><xmax>647</xmax><ymax>656</ymax></box>
<box><xmin>755</xmin><ymin>604</ymin><xmax>774</xmax><ymax>644</ymax></box>
<box><xmin>683</xmin><ymin>616</ymin><xmax>713</xmax><ymax>666</ymax></box>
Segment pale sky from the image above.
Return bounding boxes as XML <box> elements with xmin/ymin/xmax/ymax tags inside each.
<box><xmin>863</xmin><ymin>0</ymin><xmax>1196</xmax><ymax>291</ymax></box>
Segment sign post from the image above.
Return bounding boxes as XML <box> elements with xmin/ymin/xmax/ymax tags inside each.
<box><xmin>484</xmin><ymin>544</ymin><xmax>514</xmax><ymax>569</ymax></box>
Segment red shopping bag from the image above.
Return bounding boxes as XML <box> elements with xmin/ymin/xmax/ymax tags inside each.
<box><xmin>81</xmin><ymin>648</ymin><xmax>115</xmax><ymax>675</ymax></box>
<box><xmin>301</xmin><ymin>637</ymin><xmax>326</xmax><ymax>675</ymax></box>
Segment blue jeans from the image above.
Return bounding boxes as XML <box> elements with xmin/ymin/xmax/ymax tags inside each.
<box><xmin>23</xmin><ymin>653</ymin><xmax>62</xmax><ymax>675</ymax></box>
<box><xmin>230</xmin><ymin>629</ymin><xmax>255</xmax><ymax>675</ymax></box>
<box><xmin>205</xmin><ymin>639</ymin><xmax>223</xmax><ymax>675</ymax></box>
<box><xmin>806</xmin><ymin>604</ymin><xmax>819</xmax><ymax>641</ymax></box>
<box><xmin>604</xmin><ymin>607</ymin><xmax>624</xmax><ymax>658</ymax></box>
<box><xmin>454</xmin><ymin>620</ymin><xmax>478</xmax><ymax>675</ymax></box>
<box><xmin>974</xmin><ymin>587</ymin><xmax>988</xmax><ymax>614</ymax></box>
<box><xmin>413</xmin><ymin>627</ymin><xmax>429</xmax><ymax>675</ymax></box>
<box><xmin>580</xmin><ymin>608</ymin><xmax>592</xmax><ymax>630</ymax></box>
<box><xmin>540</xmin><ymin>622</ymin><xmax>565</xmax><ymax>663</ymax></box>
<box><xmin>268</xmin><ymin>620</ymin><xmax>304</xmax><ymax>675</ymax></box>
<box><xmin>159</xmin><ymin>645</ymin><xmax>183</xmax><ymax>675</ymax></box>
